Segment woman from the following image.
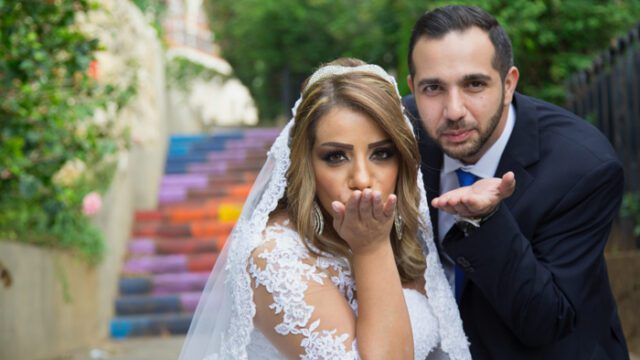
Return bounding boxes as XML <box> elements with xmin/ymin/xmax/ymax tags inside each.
<box><xmin>180</xmin><ymin>58</ymin><xmax>470</xmax><ymax>360</ymax></box>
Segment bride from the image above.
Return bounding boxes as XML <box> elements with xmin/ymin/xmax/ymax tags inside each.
<box><xmin>179</xmin><ymin>58</ymin><xmax>471</xmax><ymax>359</ymax></box>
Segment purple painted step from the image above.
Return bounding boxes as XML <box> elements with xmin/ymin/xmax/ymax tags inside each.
<box><xmin>187</xmin><ymin>162</ymin><xmax>227</xmax><ymax>175</ymax></box>
<box><xmin>152</xmin><ymin>272</ymin><xmax>210</xmax><ymax>294</ymax></box>
<box><xmin>128</xmin><ymin>238</ymin><xmax>156</xmax><ymax>255</ymax></box>
<box><xmin>158</xmin><ymin>187</ymin><xmax>187</xmax><ymax>204</ymax></box>
<box><xmin>161</xmin><ymin>174</ymin><xmax>210</xmax><ymax>187</ymax></box>
<box><xmin>124</xmin><ymin>254</ymin><xmax>188</xmax><ymax>274</ymax></box>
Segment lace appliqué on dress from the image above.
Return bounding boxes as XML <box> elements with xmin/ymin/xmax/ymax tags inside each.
<box><xmin>248</xmin><ymin>224</ymin><xmax>358</xmax><ymax>359</ymax></box>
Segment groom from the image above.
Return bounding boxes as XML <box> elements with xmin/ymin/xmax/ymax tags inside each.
<box><xmin>404</xmin><ymin>5</ymin><xmax>629</xmax><ymax>359</ymax></box>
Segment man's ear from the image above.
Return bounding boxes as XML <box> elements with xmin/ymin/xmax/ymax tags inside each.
<box><xmin>407</xmin><ymin>74</ymin><xmax>415</xmax><ymax>94</ymax></box>
<box><xmin>503</xmin><ymin>66</ymin><xmax>519</xmax><ymax>105</ymax></box>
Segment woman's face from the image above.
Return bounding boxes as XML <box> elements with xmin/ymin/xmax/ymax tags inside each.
<box><xmin>311</xmin><ymin>106</ymin><xmax>399</xmax><ymax>218</ymax></box>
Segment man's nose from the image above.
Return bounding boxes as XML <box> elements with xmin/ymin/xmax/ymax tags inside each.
<box><xmin>444</xmin><ymin>88</ymin><xmax>467</xmax><ymax>121</ymax></box>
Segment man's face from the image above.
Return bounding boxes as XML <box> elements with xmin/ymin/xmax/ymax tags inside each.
<box><xmin>408</xmin><ymin>27</ymin><xmax>518</xmax><ymax>164</ymax></box>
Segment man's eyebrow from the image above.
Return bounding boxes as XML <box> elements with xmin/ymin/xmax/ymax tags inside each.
<box><xmin>319</xmin><ymin>142</ymin><xmax>353</xmax><ymax>150</ymax></box>
<box><xmin>368</xmin><ymin>139</ymin><xmax>393</xmax><ymax>149</ymax></box>
<box><xmin>417</xmin><ymin>78</ymin><xmax>442</xmax><ymax>87</ymax></box>
<box><xmin>463</xmin><ymin>73</ymin><xmax>492</xmax><ymax>82</ymax></box>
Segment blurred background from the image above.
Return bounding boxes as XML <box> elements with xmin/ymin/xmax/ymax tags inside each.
<box><xmin>1</xmin><ymin>0</ymin><xmax>639</xmax><ymax>359</ymax></box>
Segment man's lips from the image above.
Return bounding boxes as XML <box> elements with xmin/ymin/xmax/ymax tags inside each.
<box><xmin>441</xmin><ymin>129</ymin><xmax>472</xmax><ymax>143</ymax></box>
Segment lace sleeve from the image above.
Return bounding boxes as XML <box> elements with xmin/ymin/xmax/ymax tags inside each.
<box><xmin>248</xmin><ymin>226</ymin><xmax>360</xmax><ymax>360</ymax></box>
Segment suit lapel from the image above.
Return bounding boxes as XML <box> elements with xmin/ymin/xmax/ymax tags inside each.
<box><xmin>495</xmin><ymin>93</ymin><xmax>540</xmax><ymax>209</ymax></box>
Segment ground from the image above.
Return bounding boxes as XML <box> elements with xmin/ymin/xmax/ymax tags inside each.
<box><xmin>52</xmin><ymin>336</ymin><xmax>184</xmax><ymax>360</ymax></box>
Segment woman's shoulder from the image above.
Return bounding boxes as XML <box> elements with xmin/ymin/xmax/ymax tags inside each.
<box><xmin>250</xmin><ymin>211</ymin><xmax>307</xmax><ymax>262</ymax></box>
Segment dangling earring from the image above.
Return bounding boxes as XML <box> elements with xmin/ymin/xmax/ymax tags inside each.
<box><xmin>394</xmin><ymin>214</ymin><xmax>404</xmax><ymax>241</ymax></box>
<box><xmin>312</xmin><ymin>201</ymin><xmax>324</xmax><ymax>235</ymax></box>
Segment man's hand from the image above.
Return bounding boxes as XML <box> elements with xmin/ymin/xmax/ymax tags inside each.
<box><xmin>432</xmin><ymin>171</ymin><xmax>516</xmax><ymax>218</ymax></box>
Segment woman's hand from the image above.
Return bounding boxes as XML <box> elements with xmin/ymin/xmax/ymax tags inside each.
<box><xmin>330</xmin><ymin>188</ymin><xmax>397</xmax><ymax>255</ymax></box>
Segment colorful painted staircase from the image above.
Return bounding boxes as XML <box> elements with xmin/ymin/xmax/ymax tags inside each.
<box><xmin>110</xmin><ymin>128</ymin><xmax>281</xmax><ymax>338</ymax></box>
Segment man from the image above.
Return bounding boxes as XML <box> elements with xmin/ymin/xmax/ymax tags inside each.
<box><xmin>404</xmin><ymin>5</ymin><xmax>629</xmax><ymax>359</ymax></box>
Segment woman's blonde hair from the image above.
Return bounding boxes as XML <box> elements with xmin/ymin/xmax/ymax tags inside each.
<box><xmin>282</xmin><ymin>58</ymin><xmax>426</xmax><ymax>283</ymax></box>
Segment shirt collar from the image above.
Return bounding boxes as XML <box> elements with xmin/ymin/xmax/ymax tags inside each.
<box><xmin>442</xmin><ymin>104</ymin><xmax>516</xmax><ymax>179</ymax></box>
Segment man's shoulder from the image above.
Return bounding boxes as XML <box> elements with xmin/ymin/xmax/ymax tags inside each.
<box><xmin>514</xmin><ymin>93</ymin><xmax>619</xmax><ymax>165</ymax></box>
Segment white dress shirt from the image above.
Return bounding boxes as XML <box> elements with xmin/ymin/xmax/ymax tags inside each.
<box><xmin>438</xmin><ymin>104</ymin><xmax>516</xmax><ymax>287</ymax></box>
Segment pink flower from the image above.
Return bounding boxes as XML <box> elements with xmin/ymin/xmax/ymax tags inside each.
<box><xmin>82</xmin><ymin>192</ymin><xmax>102</xmax><ymax>216</ymax></box>
<box><xmin>88</xmin><ymin>60</ymin><xmax>99</xmax><ymax>80</ymax></box>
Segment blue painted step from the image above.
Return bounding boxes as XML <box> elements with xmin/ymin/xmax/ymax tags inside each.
<box><xmin>116</xmin><ymin>294</ymin><xmax>182</xmax><ymax>315</ymax></box>
<box><xmin>110</xmin><ymin>313</ymin><xmax>193</xmax><ymax>338</ymax></box>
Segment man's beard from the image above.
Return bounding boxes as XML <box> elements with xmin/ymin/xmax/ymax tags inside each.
<box><xmin>436</xmin><ymin>89</ymin><xmax>505</xmax><ymax>162</ymax></box>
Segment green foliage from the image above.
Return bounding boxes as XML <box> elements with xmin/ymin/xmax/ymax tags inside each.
<box><xmin>0</xmin><ymin>0</ymin><xmax>133</xmax><ymax>263</ymax></box>
<box><xmin>205</xmin><ymin>0</ymin><xmax>416</xmax><ymax>120</ymax></box>
<box><xmin>622</xmin><ymin>192</ymin><xmax>640</xmax><ymax>238</ymax></box>
<box><xmin>167</xmin><ymin>56</ymin><xmax>231</xmax><ymax>91</ymax></box>
<box><xmin>205</xmin><ymin>0</ymin><xmax>640</xmax><ymax>120</ymax></box>
<box><xmin>131</xmin><ymin>0</ymin><xmax>166</xmax><ymax>40</ymax></box>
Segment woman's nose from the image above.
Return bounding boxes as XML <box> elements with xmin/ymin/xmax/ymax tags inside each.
<box><xmin>348</xmin><ymin>160</ymin><xmax>372</xmax><ymax>190</ymax></box>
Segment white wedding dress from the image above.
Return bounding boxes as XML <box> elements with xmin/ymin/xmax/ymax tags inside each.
<box><xmin>242</xmin><ymin>221</ymin><xmax>449</xmax><ymax>360</ymax></box>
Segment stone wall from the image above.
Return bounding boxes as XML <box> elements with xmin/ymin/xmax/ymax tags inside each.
<box><xmin>0</xmin><ymin>0</ymin><xmax>166</xmax><ymax>358</ymax></box>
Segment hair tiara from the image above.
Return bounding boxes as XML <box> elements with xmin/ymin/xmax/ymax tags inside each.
<box><xmin>292</xmin><ymin>64</ymin><xmax>401</xmax><ymax>117</ymax></box>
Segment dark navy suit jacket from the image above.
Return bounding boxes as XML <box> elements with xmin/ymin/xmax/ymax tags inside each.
<box><xmin>404</xmin><ymin>93</ymin><xmax>629</xmax><ymax>359</ymax></box>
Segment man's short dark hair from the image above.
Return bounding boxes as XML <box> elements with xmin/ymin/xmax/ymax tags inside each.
<box><xmin>408</xmin><ymin>5</ymin><xmax>513</xmax><ymax>80</ymax></box>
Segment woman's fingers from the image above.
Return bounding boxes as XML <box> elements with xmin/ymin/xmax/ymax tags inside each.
<box><xmin>331</xmin><ymin>201</ymin><xmax>345</xmax><ymax>229</ymax></box>
<box><xmin>372</xmin><ymin>191</ymin><xmax>384</xmax><ymax>220</ymax></box>
<box><xmin>360</xmin><ymin>189</ymin><xmax>373</xmax><ymax>221</ymax></box>
<box><xmin>382</xmin><ymin>194</ymin><xmax>397</xmax><ymax>218</ymax></box>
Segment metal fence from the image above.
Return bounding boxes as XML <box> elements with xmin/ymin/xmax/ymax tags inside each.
<box><xmin>565</xmin><ymin>22</ymin><xmax>640</xmax><ymax>195</ymax></box>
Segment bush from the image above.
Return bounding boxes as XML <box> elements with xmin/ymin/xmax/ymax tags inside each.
<box><xmin>0</xmin><ymin>0</ymin><xmax>133</xmax><ymax>263</ymax></box>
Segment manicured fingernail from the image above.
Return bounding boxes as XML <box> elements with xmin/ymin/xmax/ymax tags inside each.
<box><xmin>331</xmin><ymin>202</ymin><xmax>340</xmax><ymax>213</ymax></box>
<box><xmin>374</xmin><ymin>191</ymin><xmax>381</xmax><ymax>202</ymax></box>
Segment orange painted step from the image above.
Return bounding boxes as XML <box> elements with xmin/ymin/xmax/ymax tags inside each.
<box><xmin>228</xmin><ymin>184</ymin><xmax>252</xmax><ymax>198</ymax></box>
<box><xmin>168</xmin><ymin>206</ymin><xmax>218</xmax><ymax>224</ymax></box>
<box><xmin>190</xmin><ymin>221</ymin><xmax>235</xmax><ymax>238</ymax></box>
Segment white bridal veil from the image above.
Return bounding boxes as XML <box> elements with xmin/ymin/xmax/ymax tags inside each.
<box><xmin>179</xmin><ymin>64</ymin><xmax>470</xmax><ymax>360</ymax></box>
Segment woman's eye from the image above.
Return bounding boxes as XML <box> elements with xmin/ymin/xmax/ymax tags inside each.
<box><xmin>322</xmin><ymin>151</ymin><xmax>347</xmax><ymax>164</ymax></box>
<box><xmin>371</xmin><ymin>147</ymin><xmax>395</xmax><ymax>160</ymax></box>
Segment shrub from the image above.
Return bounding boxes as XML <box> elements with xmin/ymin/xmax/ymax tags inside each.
<box><xmin>0</xmin><ymin>0</ymin><xmax>134</xmax><ymax>263</ymax></box>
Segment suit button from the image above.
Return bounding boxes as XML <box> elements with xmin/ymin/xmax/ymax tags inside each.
<box><xmin>456</xmin><ymin>257</ymin><xmax>471</xmax><ymax>268</ymax></box>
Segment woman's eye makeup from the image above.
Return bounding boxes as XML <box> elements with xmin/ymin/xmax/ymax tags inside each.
<box><xmin>371</xmin><ymin>146</ymin><xmax>396</xmax><ymax>160</ymax></box>
<box><xmin>320</xmin><ymin>150</ymin><xmax>348</xmax><ymax>164</ymax></box>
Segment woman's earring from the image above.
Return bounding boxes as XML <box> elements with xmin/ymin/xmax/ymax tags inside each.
<box><xmin>312</xmin><ymin>201</ymin><xmax>324</xmax><ymax>235</ymax></box>
<box><xmin>394</xmin><ymin>214</ymin><xmax>404</xmax><ymax>241</ymax></box>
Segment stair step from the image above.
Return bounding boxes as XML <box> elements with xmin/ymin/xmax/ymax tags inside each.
<box><xmin>132</xmin><ymin>221</ymin><xmax>235</xmax><ymax>238</ymax></box>
<box><xmin>123</xmin><ymin>253</ymin><xmax>218</xmax><ymax>274</ymax></box>
<box><xmin>128</xmin><ymin>238</ymin><xmax>218</xmax><ymax>255</ymax></box>
<box><xmin>110</xmin><ymin>313</ymin><xmax>193</xmax><ymax>338</ymax></box>
<box><xmin>119</xmin><ymin>272</ymin><xmax>210</xmax><ymax>295</ymax></box>
<box><xmin>115</xmin><ymin>292</ymin><xmax>201</xmax><ymax>315</ymax></box>
<box><xmin>111</xmin><ymin>128</ymin><xmax>281</xmax><ymax>340</ymax></box>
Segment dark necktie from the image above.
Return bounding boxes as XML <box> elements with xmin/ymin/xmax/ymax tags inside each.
<box><xmin>454</xmin><ymin>169</ymin><xmax>479</xmax><ymax>304</ymax></box>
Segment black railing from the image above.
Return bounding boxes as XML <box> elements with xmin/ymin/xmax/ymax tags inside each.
<box><xmin>566</xmin><ymin>23</ymin><xmax>640</xmax><ymax>195</ymax></box>
<box><xmin>566</xmin><ymin>23</ymin><xmax>640</xmax><ymax>249</ymax></box>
